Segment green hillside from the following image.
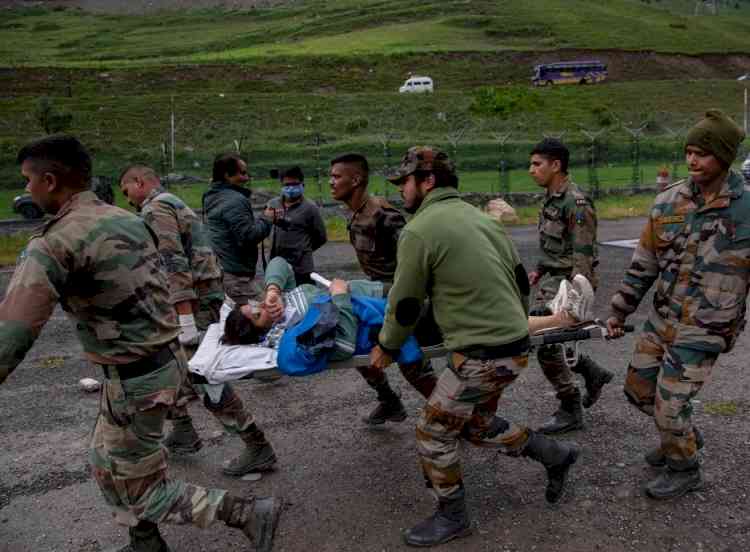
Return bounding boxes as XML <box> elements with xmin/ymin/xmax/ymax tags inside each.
<box><xmin>1</xmin><ymin>0</ymin><xmax>748</xmax><ymax>189</ymax></box>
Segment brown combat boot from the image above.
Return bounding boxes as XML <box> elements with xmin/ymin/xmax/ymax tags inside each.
<box><xmin>223</xmin><ymin>424</ymin><xmax>278</xmax><ymax>477</ymax></box>
<box><xmin>108</xmin><ymin>520</ymin><xmax>170</xmax><ymax>552</ymax></box>
<box><xmin>163</xmin><ymin>415</ymin><xmax>203</xmax><ymax>455</ymax></box>
<box><xmin>218</xmin><ymin>494</ymin><xmax>281</xmax><ymax>552</ymax></box>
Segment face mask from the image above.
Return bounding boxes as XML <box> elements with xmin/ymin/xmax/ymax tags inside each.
<box><xmin>282</xmin><ymin>183</ymin><xmax>304</xmax><ymax>199</ymax></box>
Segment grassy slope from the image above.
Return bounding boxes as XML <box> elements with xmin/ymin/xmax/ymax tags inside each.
<box><xmin>1</xmin><ymin>0</ymin><xmax>750</xmax><ymax>66</ymax></box>
<box><xmin>1</xmin><ymin>0</ymin><xmax>749</xmax><ymax>185</ymax></box>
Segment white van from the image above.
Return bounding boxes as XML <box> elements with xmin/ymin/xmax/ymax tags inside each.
<box><xmin>399</xmin><ymin>76</ymin><xmax>434</xmax><ymax>94</ymax></box>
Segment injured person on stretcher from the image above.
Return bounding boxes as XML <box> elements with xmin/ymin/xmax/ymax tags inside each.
<box><xmin>188</xmin><ymin>258</ymin><xmax>593</xmax><ymax>383</ymax></box>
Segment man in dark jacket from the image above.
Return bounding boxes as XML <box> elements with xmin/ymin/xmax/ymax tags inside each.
<box><xmin>203</xmin><ymin>153</ymin><xmax>274</xmax><ymax>304</ymax></box>
<box><xmin>267</xmin><ymin>166</ymin><xmax>327</xmax><ymax>285</ymax></box>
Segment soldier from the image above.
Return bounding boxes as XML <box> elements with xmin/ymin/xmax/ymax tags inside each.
<box><xmin>267</xmin><ymin>165</ymin><xmax>328</xmax><ymax>285</ymax></box>
<box><xmin>119</xmin><ymin>165</ymin><xmax>277</xmax><ymax>477</ymax></box>
<box><xmin>0</xmin><ymin>136</ymin><xmax>280</xmax><ymax>552</ymax></box>
<box><xmin>608</xmin><ymin>110</ymin><xmax>748</xmax><ymax>499</ymax></box>
<box><xmin>527</xmin><ymin>138</ymin><xmax>613</xmax><ymax>434</ymax></box>
<box><xmin>370</xmin><ymin>146</ymin><xmax>578</xmax><ymax>547</ymax></box>
<box><xmin>203</xmin><ymin>153</ymin><xmax>275</xmax><ymax>305</ymax></box>
<box><xmin>329</xmin><ymin>153</ymin><xmax>437</xmax><ymax>425</ymax></box>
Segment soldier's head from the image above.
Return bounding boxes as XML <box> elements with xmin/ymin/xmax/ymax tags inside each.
<box><xmin>17</xmin><ymin>134</ymin><xmax>92</xmax><ymax>215</ymax></box>
<box><xmin>280</xmin><ymin>165</ymin><xmax>305</xmax><ymax>200</ymax></box>
<box><xmin>212</xmin><ymin>153</ymin><xmax>249</xmax><ymax>187</ymax></box>
<box><xmin>387</xmin><ymin>146</ymin><xmax>457</xmax><ymax>214</ymax></box>
<box><xmin>529</xmin><ymin>138</ymin><xmax>569</xmax><ymax>189</ymax></box>
<box><xmin>685</xmin><ymin>109</ymin><xmax>745</xmax><ymax>184</ymax></box>
<box><xmin>119</xmin><ymin>164</ymin><xmax>161</xmax><ymax>209</ymax></box>
<box><xmin>329</xmin><ymin>153</ymin><xmax>369</xmax><ymax>203</ymax></box>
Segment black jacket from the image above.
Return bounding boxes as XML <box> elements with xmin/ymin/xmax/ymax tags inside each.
<box><xmin>202</xmin><ymin>181</ymin><xmax>271</xmax><ymax>276</ymax></box>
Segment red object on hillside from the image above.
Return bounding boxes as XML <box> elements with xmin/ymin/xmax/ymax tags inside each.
<box><xmin>656</xmin><ymin>168</ymin><xmax>671</xmax><ymax>191</ymax></box>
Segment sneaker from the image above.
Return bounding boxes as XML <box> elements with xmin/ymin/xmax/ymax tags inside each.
<box><xmin>547</xmin><ymin>275</ymin><xmax>594</xmax><ymax>322</ymax></box>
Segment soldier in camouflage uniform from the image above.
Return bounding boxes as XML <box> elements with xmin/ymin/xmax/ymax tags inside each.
<box><xmin>370</xmin><ymin>146</ymin><xmax>578</xmax><ymax>547</ymax></box>
<box><xmin>608</xmin><ymin>110</ymin><xmax>747</xmax><ymax>499</ymax></box>
<box><xmin>527</xmin><ymin>138</ymin><xmax>613</xmax><ymax>434</ymax></box>
<box><xmin>329</xmin><ymin>153</ymin><xmax>437</xmax><ymax>425</ymax></box>
<box><xmin>119</xmin><ymin>165</ymin><xmax>277</xmax><ymax>477</ymax></box>
<box><xmin>0</xmin><ymin>136</ymin><xmax>279</xmax><ymax>552</ymax></box>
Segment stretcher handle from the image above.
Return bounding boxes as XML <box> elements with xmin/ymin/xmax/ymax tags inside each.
<box><xmin>531</xmin><ymin>324</ymin><xmax>634</xmax><ymax>346</ymax></box>
<box><xmin>310</xmin><ymin>272</ymin><xmax>332</xmax><ymax>288</ymax></box>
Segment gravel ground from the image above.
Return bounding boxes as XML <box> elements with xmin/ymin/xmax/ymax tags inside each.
<box><xmin>1</xmin><ymin>218</ymin><xmax>749</xmax><ymax>552</ymax></box>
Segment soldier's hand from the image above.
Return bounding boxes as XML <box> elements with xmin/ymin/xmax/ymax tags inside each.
<box><xmin>369</xmin><ymin>345</ymin><xmax>393</xmax><ymax>372</ymax></box>
<box><xmin>606</xmin><ymin>316</ymin><xmax>625</xmax><ymax>338</ymax></box>
<box><xmin>178</xmin><ymin>314</ymin><xmax>201</xmax><ymax>346</ymax></box>
<box><xmin>329</xmin><ymin>279</ymin><xmax>348</xmax><ymax>295</ymax></box>
<box><xmin>528</xmin><ymin>271</ymin><xmax>542</xmax><ymax>286</ymax></box>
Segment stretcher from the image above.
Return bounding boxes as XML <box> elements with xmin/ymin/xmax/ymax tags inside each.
<box><xmin>190</xmin><ymin>272</ymin><xmax>632</xmax><ymax>384</ymax></box>
<box><xmin>243</xmin><ymin>320</ymin><xmax>632</xmax><ymax>379</ymax></box>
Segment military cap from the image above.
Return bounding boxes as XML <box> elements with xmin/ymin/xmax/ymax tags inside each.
<box><xmin>387</xmin><ymin>146</ymin><xmax>456</xmax><ymax>183</ymax></box>
<box><xmin>685</xmin><ymin>109</ymin><xmax>745</xmax><ymax>166</ymax></box>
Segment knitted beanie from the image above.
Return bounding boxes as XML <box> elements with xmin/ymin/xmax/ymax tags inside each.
<box><xmin>685</xmin><ymin>109</ymin><xmax>745</xmax><ymax>166</ymax></box>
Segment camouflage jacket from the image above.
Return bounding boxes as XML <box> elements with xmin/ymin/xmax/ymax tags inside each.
<box><xmin>610</xmin><ymin>171</ymin><xmax>750</xmax><ymax>353</ymax></box>
<box><xmin>0</xmin><ymin>191</ymin><xmax>180</xmax><ymax>384</ymax></box>
<box><xmin>536</xmin><ymin>179</ymin><xmax>598</xmax><ymax>288</ymax></box>
<box><xmin>347</xmin><ymin>195</ymin><xmax>405</xmax><ymax>282</ymax></box>
<box><xmin>141</xmin><ymin>187</ymin><xmax>223</xmax><ymax>305</ymax></box>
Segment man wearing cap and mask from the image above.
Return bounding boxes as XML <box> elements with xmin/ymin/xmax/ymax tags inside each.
<box><xmin>370</xmin><ymin>146</ymin><xmax>579</xmax><ymax>547</ymax></box>
<box><xmin>267</xmin><ymin>166</ymin><xmax>327</xmax><ymax>286</ymax></box>
<box><xmin>607</xmin><ymin>109</ymin><xmax>748</xmax><ymax>499</ymax></box>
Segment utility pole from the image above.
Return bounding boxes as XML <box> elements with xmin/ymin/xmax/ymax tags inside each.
<box><xmin>170</xmin><ymin>95</ymin><xmax>176</xmax><ymax>172</ymax></box>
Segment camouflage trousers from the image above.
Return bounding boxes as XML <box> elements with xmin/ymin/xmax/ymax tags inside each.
<box><xmin>417</xmin><ymin>352</ymin><xmax>531</xmax><ymax>500</ymax></box>
<box><xmin>534</xmin><ymin>274</ymin><xmax>577</xmax><ymax>399</ymax></box>
<box><xmin>222</xmin><ymin>272</ymin><xmax>262</xmax><ymax>306</ymax></box>
<box><xmin>624</xmin><ymin>316</ymin><xmax>718</xmax><ymax>467</ymax></box>
<box><xmin>171</xmin><ymin>298</ymin><xmax>255</xmax><ymax>436</ymax></box>
<box><xmin>90</xmin><ymin>346</ymin><xmax>228</xmax><ymax>528</ymax></box>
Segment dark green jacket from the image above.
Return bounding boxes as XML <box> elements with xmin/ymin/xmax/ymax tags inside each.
<box><xmin>379</xmin><ymin>187</ymin><xmax>530</xmax><ymax>353</ymax></box>
<box><xmin>202</xmin><ymin>181</ymin><xmax>272</xmax><ymax>276</ymax></box>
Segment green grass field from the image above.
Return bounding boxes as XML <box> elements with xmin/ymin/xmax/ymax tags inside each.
<box><xmin>2</xmin><ymin>0</ymin><xmax>749</xmax><ymax>66</ymax></box>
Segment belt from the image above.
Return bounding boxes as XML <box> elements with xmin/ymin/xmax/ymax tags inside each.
<box><xmin>543</xmin><ymin>267</ymin><xmax>572</xmax><ymax>277</ymax></box>
<box><xmin>457</xmin><ymin>336</ymin><xmax>530</xmax><ymax>360</ymax></box>
<box><xmin>101</xmin><ymin>344</ymin><xmax>175</xmax><ymax>380</ymax></box>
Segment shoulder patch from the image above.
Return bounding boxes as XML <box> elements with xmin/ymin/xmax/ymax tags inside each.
<box><xmin>656</xmin><ymin>215</ymin><xmax>685</xmax><ymax>224</ymax></box>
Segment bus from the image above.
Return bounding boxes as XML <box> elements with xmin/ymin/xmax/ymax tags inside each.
<box><xmin>532</xmin><ymin>60</ymin><xmax>608</xmax><ymax>87</ymax></box>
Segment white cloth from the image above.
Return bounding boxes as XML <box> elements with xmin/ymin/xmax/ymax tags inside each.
<box><xmin>188</xmin><ymin>301</ymin><xmax>278</xmax><ymax>383</ymax></box>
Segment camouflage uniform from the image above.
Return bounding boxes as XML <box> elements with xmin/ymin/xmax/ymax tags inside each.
<box><xmin>611</xmin><ymin>171</ymin><xmax>750</xmax><ymax>469</ymax></box>
<box><xmin>347</xmin><ymin>195</ymin><xmax>437</xmax><ymax>410</ymax></box>
<box><xmin>534</xmin><ymin>179</ymin><xmax>598</xmax><ymax>403</ymax></box>
<box><xmin>140</xmin><ymin>188</ymin><xmax>262</xmax><ymax>452</ymax></box>
<box><xmin>0</xmin><ymin>192</ymin><xmax>234</xmax><ymax>528</ymax></box>
<box><xmin>347</xmin><ymin>195</ymin><xmax>404</xmax><ymax>282</ymax></box>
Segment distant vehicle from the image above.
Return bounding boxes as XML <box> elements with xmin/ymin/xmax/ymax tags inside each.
<box><xmin>399</xmin><ymin>76</ymin><xmax>434</xmax><ymax>94</ymax></box>
<box><xmin>532</xmin><ymin>60</ymin><xmax>608</xmax><ymax>87</ymax></box>
<box><xmin>741</xmin><ymin>152</ymin><xmax>750</xmax><ymax>184</ymax></box>
<box><xmin>11</xmin><ymin>176</ymin><xmax>115</xmax><ymax>220</ymax></box>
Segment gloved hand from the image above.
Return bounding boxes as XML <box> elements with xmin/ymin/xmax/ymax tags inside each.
<box><xmin>178</xmin><ymin>314</ymin><xmax>200</xmax><ymax>346</ymax></box>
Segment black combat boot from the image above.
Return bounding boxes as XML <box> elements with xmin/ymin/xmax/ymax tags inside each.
<box><xmin>521</xmin><ymin>431</ymin><xmax>579</xmax><ymax>503</ymax></box>
<box><xmin>570</xmin><ymin>354</ymin><xmax>614</xmax><ymax>408</ymax></box>
<box><xmin>362</xmin><ymin>381</ymin><xmax>407</xmax><ymax>425</ymax></box>
<box><xmin>223</xmin><ymin>424</ymin><xmax>278</xmax><ymax>477</ymax></box>
<box><xmin>538</xmin><ymin>390</ymin><xmax>584</xmax><ymax>435</ymax></box>
<box><xmin>218</xmin><ymin>494</ymin><xmax>281</xmax><ymax>552</ymax></box>
<box><xmin>403</xmin><ymin>492</ymin><xmax>472</xmax><ymax>547</ymax></box>
<box><xmin>109</xmin><ymin>520</ymin><xmax>170</xmax><ymax>552</ymax></box>
<box><xmin>163</xmin><ymin>416</ymin><xmax>203</xmax><ymax>455</ymax></box>
<box><xmin>644</xmin><ymin>427</ymin><xmax>704</xmax><ymax>468</ymax></box>
<box><xmin>645</xmin><ymin>457</ymin><xmax>703</xmax><ymax>499</ymax></box>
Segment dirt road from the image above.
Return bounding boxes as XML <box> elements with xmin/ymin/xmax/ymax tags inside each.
<box><xmin>1</xmin><ymin>218</ymin><xmax>749</xmax><ymax>552</ymax></box>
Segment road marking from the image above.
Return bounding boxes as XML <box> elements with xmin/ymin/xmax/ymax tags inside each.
<box><xmin>601</xmin><ymin>239</ymin><xmax>639</xmax><ymax>249</ymax></box>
